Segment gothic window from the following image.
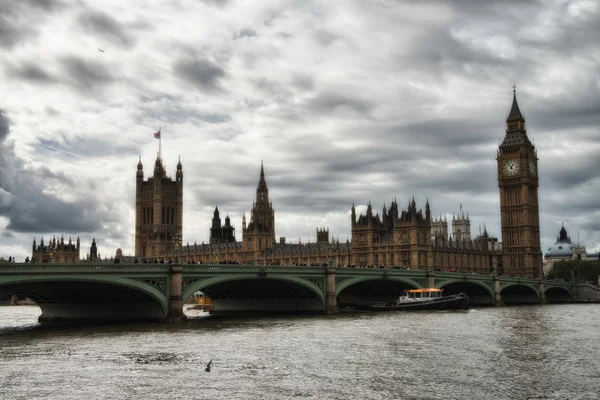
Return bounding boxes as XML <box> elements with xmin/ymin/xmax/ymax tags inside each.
<box><xmin>359</xmin><ymin>235</ymin><xmax>366</xmax><ymax>245</ymax></box>
<box><xmin>402</xmin><ymin>233</ymin><xmax>409</xmax><ymax>243</ymax></box>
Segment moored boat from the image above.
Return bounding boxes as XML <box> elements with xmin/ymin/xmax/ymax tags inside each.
<box><xmin>364</xmin><ymin>288</ymin><xmax>469</xmax><ymax>311</ymax></box>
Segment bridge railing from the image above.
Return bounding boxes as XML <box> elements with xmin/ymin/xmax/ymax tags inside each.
<box><xmin>0</xmin><ymin>263</ymin><xmax>171</xmax><ymax>274</ymax></box>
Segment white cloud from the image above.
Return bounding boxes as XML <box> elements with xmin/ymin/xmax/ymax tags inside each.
<box><xmin>1</xmin><ymin>0</ymin><xmax>599</xmax><ymax>261</ymax></box>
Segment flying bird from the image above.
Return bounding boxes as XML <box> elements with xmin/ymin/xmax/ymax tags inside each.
<box><xmin>98</xmin><ymin>48</ymin><xmax>105</xmax><ymax>53</ymax></box>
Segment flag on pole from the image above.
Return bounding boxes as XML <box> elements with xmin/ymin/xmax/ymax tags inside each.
<box><xmin>460</xmin><ymin>203</ymin><xmax>462</xmax><ymax>211</ymax></box>
<box><xmin>154</xmin><ymin>127</ymin><xmax>161</xmax><ymax>139</ymax></box>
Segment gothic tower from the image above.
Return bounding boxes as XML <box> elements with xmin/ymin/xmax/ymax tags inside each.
<box><xmin>134</xmin><ymin>154</ymin><xmax>183</xmax><ymax>259</ymax></box>
<box><xmin>242</xmin><ymin>161</ymin><xmax>275</xmax><ymax>262</ymax></box>
<box><xmin>497</xmin><ymin>87</ymin><xmax>542</xmax><ymax>278</ymax></box>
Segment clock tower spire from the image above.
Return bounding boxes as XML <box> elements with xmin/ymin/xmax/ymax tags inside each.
<box><xmin>497</xmin><ymin>86</ymin><xmax>542</xmax><ymax>278</ymax></box>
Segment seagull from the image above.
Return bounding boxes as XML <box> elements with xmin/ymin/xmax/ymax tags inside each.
<box><xmin>98</xmin><ymin>48</ymin><xmax>105</xmax><ymax>53</ymax></box>
<box><xmin>205</xmin><ymin>359</ymin><xmax>213</xmax><ymax>372</ymax></box>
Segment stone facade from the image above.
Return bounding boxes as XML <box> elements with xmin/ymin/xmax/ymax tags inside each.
<box><xmin>131</xmin><ymin>89</ymin><xmax>543</xmax><ymax>278</ymax></box>
<box><xmin>350</xmin><ymin>199</ymin><xmax>501</xmax><ymax>272</ymax></box>
<box><xmin>497</xmin><ymin>89</ymin><xmax>542</xmax><ymax>278</ymax></box>
<box><xmin>134</xmin><ymin>155</ymin><xmax>183</xmax><ymax>260</ymax></box>
<box><xmin>169</xmin><ymin>162</ymin><xmax>348</xmax><ymax>265</ymax></box>
<box><xmin>31</xmin><ymin>235</ymin><xmax>80</xmax><ymax>263</ymax></box>
<box><xmin>209</xmin><ymin>207</ymin><xmax>235</xmax><ymax>244</ymax></box>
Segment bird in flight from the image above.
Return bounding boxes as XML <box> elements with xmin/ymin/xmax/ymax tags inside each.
<box><xmin>98</xmin><ymin>48</ymin><xmax>105</xmax><ymax>52</ymax></box>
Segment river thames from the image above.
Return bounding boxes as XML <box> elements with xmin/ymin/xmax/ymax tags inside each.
<box><xmin>1</xmin><ymin>305</ymin><xmax>599</xmax><ymax>399</ymax></box>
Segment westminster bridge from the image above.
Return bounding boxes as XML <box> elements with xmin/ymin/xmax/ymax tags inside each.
<box><xmin>1</xmin><ymin>263</ymin><xmax>598</xmax><ymax>324</ymax></box>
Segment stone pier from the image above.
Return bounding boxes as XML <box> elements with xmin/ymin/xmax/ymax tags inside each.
<box><xmin>326</xmin><ymin>268</ymin><xmax>339</xmax><ymax>313</ymax></box>
<box><xmin>168</xmin><ymin>265</ymin><xmax>184</xmax><ymax>322</ymax></box>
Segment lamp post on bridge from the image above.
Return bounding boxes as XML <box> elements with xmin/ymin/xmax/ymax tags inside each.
<box><xmin>46</xmin><ymin>240</ymin><xmax>56</xmax><ymax>263</ymax></box>
<box><xmin>326</xmin><ymin>244</ymin><xmax>335</xmax><ymax>267</ymax></box>
<box><xmin>427</xmin><ymin>251</ymin><xmax>433</xmax><ymax>271</ymax></box>
<box><xmin>172</xmin><ymin>234</ymin><xmax>182</xmax><ymax>265</ymax></box>
<box><xmin>212</xmin><ymin>247</ymin><xmax>220</xmax><ymax>264</ymax></box>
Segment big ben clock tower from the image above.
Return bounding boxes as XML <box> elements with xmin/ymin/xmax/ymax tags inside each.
<box><xmin>497</xmin><ymin>86</ymin><xmax>542</xmax><ymax>278</ymax></box>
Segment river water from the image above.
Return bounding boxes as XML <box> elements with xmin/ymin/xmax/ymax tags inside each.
<box><xmin>0</xmin><ymin>305</ymin><xmax>599</xmax><ymax>400</ymax></box>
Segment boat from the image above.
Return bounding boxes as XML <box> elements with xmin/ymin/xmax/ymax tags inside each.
<box><xmin>364</xmin><ymin>288</ymin><xmax>469</xmax><ymax>311</ymax></box>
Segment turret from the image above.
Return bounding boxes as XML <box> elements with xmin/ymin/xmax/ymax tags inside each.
<box><xmin>176</xmin><ymin>156</ymin><xmax>183</xmax><ymax>183</ymax></box>
<box><xmin>137</xmin><ymin>156</ymin><xmax>143</xmax><ymax>180</ymax></box>
<box><xmin>154</xmin><ymin>154</ymin><xmax>164</xmax><ymax>177</ymax></box>
<box><xmin>212</xmin><ymin>206</ymin><xmax>221</xmax><ymax>229</ymax></box>
<box><xmin>351</xmin><ymin>203</ymin><xmax>356</xmax><ymax>227</ymax></box>
<box><xmin>425</xmin><ymin>199</ymin><xmax>431</xmax><ymax>221</ymax></box>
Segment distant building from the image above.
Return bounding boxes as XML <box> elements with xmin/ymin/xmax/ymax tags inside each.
<box><xmin>31</xmin><ymin>235</ymin><xmax>80</xmax><ymax>263</ymax></box>
<box><xmin>544</xmin><ymin>224</ymin><xmax>599</xmax><ymax>275</ymax></box>
<box><xmin>209</xmin><ymin>207</ymin><xmax>235</xmax><ymax>244</ymax></box>
<box><xmin>134</xmin><ymin>154</ymin><xmax>183</xmax><ymax>259</ymax></box>
<box><xmin>88</xmin><ymin>238</ymin><xmax>99</xmax><ymax>261</ymax></box>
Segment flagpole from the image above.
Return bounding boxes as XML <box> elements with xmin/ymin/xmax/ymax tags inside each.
<box><xmin>159</xmin><ymin>127</ymin><xmax>162</xmax><ymax>159</ymax></box>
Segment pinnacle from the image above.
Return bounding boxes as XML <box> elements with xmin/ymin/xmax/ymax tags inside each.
<box><xmin>506</xmin><ymin>89</ymin><xmax>524</xmax><ymax>122</ymax></box>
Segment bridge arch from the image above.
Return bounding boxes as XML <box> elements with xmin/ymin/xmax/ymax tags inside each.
<box><xmin>435</xmin><ymin>279</ymin><xmax>494</xmax><ymax>305</ymax></box>
<box><xmin>545</xmin><ymin>286</ymin><xmax>572</xmax><ymax>303</ymax></box>
<box><xmin>0</xmin><ymin>276</ymin><xmax>169</xmax><ymax>323</ymax></box>
<box><xmin>336</xmin><ymin>276</ymin><xmax>420</xmax><ymax>308</ymax></box>
<box><xmin>500</xmin><ymin>283</ymin><xmax>540</xmax><ymax>304</ymax></box>
<box><xmin>182</xmin><ymin>274</ymin><xmax>326</xmax><ymax>314</ymax></box>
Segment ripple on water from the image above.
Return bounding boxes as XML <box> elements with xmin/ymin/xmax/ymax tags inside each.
<box><xmin>1</xmin><ymin>305</ymin><xmax>600</xmax><ymax>399</ymax></box>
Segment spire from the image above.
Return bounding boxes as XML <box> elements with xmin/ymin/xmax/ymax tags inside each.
<box><xmin>255</xmin><ymin>160</ymin><xmax>269</xmax><ymax>204</ymax></box>
<box><xmin>506</xmin><ymin>83</ymin><xmax>525</xmax><ymax>122</ymax></box>
<box><xmin>260</xmin><ymin>158</ymin><xmax>265</xmax><ymax>180</ymax></box>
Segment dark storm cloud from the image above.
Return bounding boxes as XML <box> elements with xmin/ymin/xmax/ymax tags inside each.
<box><xmin>306</xmin><ymin>92</ymin><xmax>373</xmax><ymax>116</ymax></box>
<box><xmin>6</xmin><ymin>62</ymin><xmax>57</xmax><ymax>83</ymax></box>
<box><xmin>544</xmin><ymin>156</ymin><xmax>600</xmax><ymax>190</ymax></box>
<box><xmin>313</xmin><ymin>29</ymin><xmax>338</xmax><ymax>46</ymax></box>
<box><xmin>199</xmin><ymin>0</ymin><xmax>231</xmax><ymax>7</ymax></box>
<box><xmin>37</xmin><ymin>137</ymin><xmax>138</xmax><ymax>159</ymax></box>
<box><xmin>234</xmin><ymin>28</ymin><xmax>257</xmax><ymax>40</ymax></box>
<box><xmin>173</xmin><ymin>58</ymin><xmax>226</xmax><ymax>93</ymax></box>
<box><xmin>0</xmin><ymin>16</ymin><xmax>34</xmax><ymax>49</ymax></box>
<box><xmin>0</xmin><ymin>110</ymin><xmax>9</xmax><ymax>141</ymax></box>
<box><xmin>531</xmin><ymin>82</ymin><xmax>600</xmax><ymax>132</ymax></box>
<box><xmin>78</xmin><ymin>10</ymin><xmax>135</xmax><ymax>47</ymax></box>
<box><xmin>60</xmin><ymin>56</ymin><xmax>114</xmax><ymax>91</ymax></box>
<box><xmin>0</xmin><ymin>109</ymin><xmax>119</xmax><ymax>234</ymax></box>
<box><xmin>0</xmin><ymin>0</ymin><xmax>66</xmax><ymax>49</ymax></box>
<box><xmin>139</xmin><ymin>95</ymin><xmax>231</xmax><ymax>124</ymax></box>
<box><xmin>19</xmin><ymin>0</ymin><xmax>65</xmax><ymax>11</ymax></box>
<box><xmin>395</xmin><ymin>119</ymin><xmax>497</xmax><ymax>147</ymax></box>
<box><xmin>292</xmin><ymin>75</ymin><xmax>314</xmax><ymax>91</ymax></box>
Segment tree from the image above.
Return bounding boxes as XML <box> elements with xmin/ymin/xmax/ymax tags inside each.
<box><xmin>548</xmin><ymin>260</ymin><xmax>600</xmax><ymax>282</ymax></box>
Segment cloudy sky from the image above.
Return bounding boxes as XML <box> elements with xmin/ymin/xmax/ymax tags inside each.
<box><xmin>1</xmin><ymin>0</ymin><xmax>599</xmax><ymax>261</ymax></box>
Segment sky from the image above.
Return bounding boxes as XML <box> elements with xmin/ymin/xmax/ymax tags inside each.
<box><xmin>1</xmin><ymin>0</ymin><xmax>599</xmax><ymax>261</ymax></box>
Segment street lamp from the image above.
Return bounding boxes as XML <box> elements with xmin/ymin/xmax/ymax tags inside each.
<box><xmin>172</xmin><ymin>234</ymin><xmax>182</xmax><ymax>265</ymax></box>
<box><xmin>212</xmin><ymin>247</ymin><xmax>220</xmax><ymax>264</ymax></box>
<box><xmin>326</xmin><ymin>244</ymin><xmax>334</xmax><ymax>267</ymax></box>
<box><xmin>427</xmin><ymin>251</ymin><xmax>433</xmax><ymax>271</ymax></box>
<box><xmin>47</xmin><ymin>240</ymin><xmax>56</xmax><ymax>263</ymax></box>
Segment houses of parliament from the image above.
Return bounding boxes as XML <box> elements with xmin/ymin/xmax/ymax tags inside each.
<box><xmin>132</xmin><ymin>90</ymin><xmax>543</xmax><ymax>278</ymax></box>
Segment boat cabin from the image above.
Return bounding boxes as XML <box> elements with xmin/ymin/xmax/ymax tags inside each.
<box><xmin>397</xmin><ymin>288</ymin><xmax>443</xmax><ymax>303</ymax></box>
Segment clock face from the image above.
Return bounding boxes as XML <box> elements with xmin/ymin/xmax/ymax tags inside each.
<box><xmin>503</xmin><ymin>159</ymin><xmax>520</xmax><ymax>176</ymax></box>
<box><xmin>529</xmin><ymin>160</ymin><xmax>536</xmax><ymax>176</ymax></box>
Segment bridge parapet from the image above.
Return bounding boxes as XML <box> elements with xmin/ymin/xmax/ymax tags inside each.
<box><xmin>0</xmin><ymin>263</ymin><xmax>171</xmax><ymax>274</ymax></box>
